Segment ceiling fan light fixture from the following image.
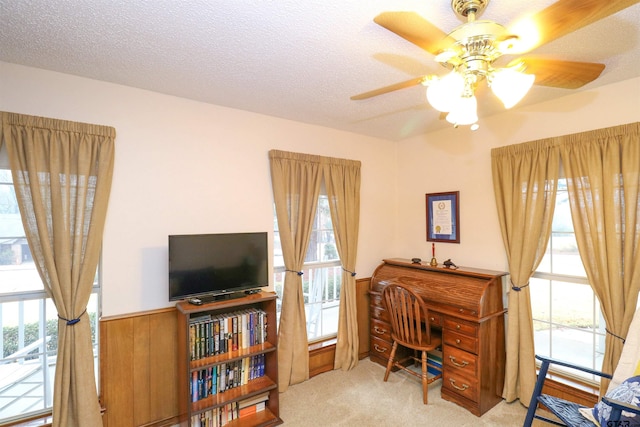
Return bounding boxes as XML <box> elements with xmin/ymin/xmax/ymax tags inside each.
<box><xmin>446</xmin><ymin>94</ymin><xmax>478</xmax><ymax>126</ymax></box>
<box><xmin>426</xmin><ymin>71</ymin><xmax>465</xmax><ymax>112</ymax></box>
<box><xmin>490</xmin><ymin>68</ymin><xmax>535</xmax><ymax>108</ymax></box>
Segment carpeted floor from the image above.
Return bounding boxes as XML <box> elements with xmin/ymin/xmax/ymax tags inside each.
<box><xmin>279</xmin><ymin>358</ymin><xmax>531</xmax><ymax>426</ymax></box>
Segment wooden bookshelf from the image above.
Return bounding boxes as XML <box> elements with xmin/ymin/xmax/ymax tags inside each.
<box><xmin>176</xmin><ymin>292</ymin><xmax>283</xmax><ymax>426</ymax></box>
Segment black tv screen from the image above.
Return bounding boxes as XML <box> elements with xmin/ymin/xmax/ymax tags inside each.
<box><xmin>168</xmin><ymin>232</ymin><xmax>269</xmax><ymax>301</ymax></box>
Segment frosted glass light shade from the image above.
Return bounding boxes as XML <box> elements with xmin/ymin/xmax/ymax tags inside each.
<box><xmin>491</xmin><ymin>68</ymin><xmax>535</xmax><ymax>109</ymax></box>
<box><xmin>446</xmin><ymin>95</ymin><xmax>478</xmax><ymax>126</ymax></box>
<box><xmin>426</xmin><ymin>71</ymin><xmax>465</xmax><ymax>112</ymax></box>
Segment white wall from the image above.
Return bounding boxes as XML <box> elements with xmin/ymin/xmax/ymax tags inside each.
<box><xmin>2</xmin><ymin>61</ymin><xmax>638</xmax><ymax>316</ymax></box>
<box><xmin>0</xmin><ymin>62</ymin><xmax>397</xmax><ymax>316</ymax></box>
<box><xmin>395</xmin><ymin>77</ymin><xmax>640</xmax><ymax>272</ymax></box>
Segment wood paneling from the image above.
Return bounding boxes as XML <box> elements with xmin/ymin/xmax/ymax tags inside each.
<box><xmin>100</xmin><ymin>308</ymin><xmax>180</xmax><ymax>427</ymax></box>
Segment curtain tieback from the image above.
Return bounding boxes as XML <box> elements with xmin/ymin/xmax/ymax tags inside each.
<box><xmin>342</xmin><ymin>266</ymin><xmax>356</xmax><ymax>277</ymax></box>
<box><xmin>285</xmin><ymin>269</ymin><xmax>304</xmax><ymax>276</ymax></box>
<box><xmin>58</xmin><ymin>308</ymin><xmax>87</xmax><ymax>326</ymax></box>
<box><xmin>510</xmin><ymin>279</ymin><xmax>529</xmax><ymax>292</ymax></box>
<box><xmin>605</xmin><ymin>328</ymin><xmax>626</xmax><ymax>344</ymax></box>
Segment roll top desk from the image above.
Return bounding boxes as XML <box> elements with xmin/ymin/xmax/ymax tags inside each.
<box><xmin>369</xmin><ymin>258</ymin><xmax>507</xmax><ymax>416</ymax></box>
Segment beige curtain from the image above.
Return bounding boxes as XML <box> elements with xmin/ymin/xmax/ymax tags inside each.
<box><xmin>269</xmin><ymin>150</ymin><xmax>322</xmax><ymax>391</ymax></box>
<box><xmin>558</xmin><ymin>123</ymin><xmax>640</xmax><ymax>393</ymax></box>
<box><xmin>1</xmin><ymin>112</ymin><xmax>115</xmax><ymax>427</ymax></box>
<box><xmin>323</xmin><ymin>158</ymin><xmax>361</xmax><ymax>371</ymax></box>
<box><xmin>491</xmin><ymin>140</ymin><xmax>559</xmax><ymax>405</ymax></box>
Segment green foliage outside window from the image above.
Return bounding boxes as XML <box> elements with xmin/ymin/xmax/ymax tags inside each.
<box><xmin>2</xmin><ymin>312</ymin><xmax>97</xmax><ymax>358</ymax></box>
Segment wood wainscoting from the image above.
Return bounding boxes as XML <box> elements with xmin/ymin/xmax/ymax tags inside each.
<box><xmin>100</xmin><ymin>308</ymin><xmax>180</xmax><ymax>427</ymax></box>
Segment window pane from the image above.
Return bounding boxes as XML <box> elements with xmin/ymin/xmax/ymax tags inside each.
<box><xmin>530</xmin><ymin>278</ymin><xmax>550</xmax><ymax>323</ymax></box>
<box><xmin>532</xmin><ymin>279</ymin><xmax>604</xmax><ymax>382</ymax></box>
<box><xmin>532</xmin><ymin>176</ymin><xmax>601</xmax><ymax>384</ymax></box>
<box><xmin>550</xmin><ymin>232</ymin><xmax>585</xmax><ymax>277</ymax></box>
<box><xmin>550</xmin><ymin>282</ymin><xmax>598</xmax><ymax>331</ymax></box>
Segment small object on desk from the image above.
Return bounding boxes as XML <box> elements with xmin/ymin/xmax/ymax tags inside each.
<box><xmin>430</xmin><ymin>243</ymin><xmax>437</xmax><ymax>266</ymax></box>
<box><xmin>188</xmin><ymin>297</ymin><xmax>203</xmax><ymax>305</ymax></box>
<box><xmin>443</xmin><ymin>259</ymin><xmax>458</xmax><ymax>269</ymax></box>
<box><xmin>411</xmin><ymin>258</ymin><xmax>422</xmax><ymax>264</ymax></box>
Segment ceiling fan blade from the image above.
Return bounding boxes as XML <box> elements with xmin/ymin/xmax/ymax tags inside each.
<box><xmin>374</xmin><ymin>12</ymin><xmax>452</xmax><ymax>55</ymax></box>
<box><xmin>510</xmin><ymin>0</ymin><xmax>640</xmax><ymax>53</ymax></box>
<box><xmin>351</xmin><ymin>76</ymin><xmax>427</xmax><ymax>100</ymax></box>
<box><xmin>510</xmin><ymin>57</ymin><xmax>605</xmax><ymax>89</ymax></box>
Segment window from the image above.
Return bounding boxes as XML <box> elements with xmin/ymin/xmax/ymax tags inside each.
<box><xmin>530</xmin><ymin>178</ymin><xmax>605</xmax><ymax>383</ymax></box>
<box><xmin>0</xmin><ymin>167</ymin><xmax>101</xmax><ymax>423</ymax></box>
<box><xmin>273</xmin><ymin>195</ymin><xmax>341</xmax><ymax>342</ymax></box>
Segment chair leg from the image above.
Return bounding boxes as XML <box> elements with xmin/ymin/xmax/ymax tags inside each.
<box><xmin>384</xmin><ymin>341</ymin><xmax>398</xmax><ymax>382</ymax></box>
<box><xmin>523</xmin><ymin>359</ymin><xmax>551</xmax><ymax>427</ymax></box>
<box><xmin>421</xmin><ymin>350</ymin><xmax>428</xmax><ymax>404</ymax></box>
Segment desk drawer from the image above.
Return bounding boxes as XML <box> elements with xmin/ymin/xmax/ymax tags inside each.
<box><xmin>427</xmin><ymin>312</ymin><xmax>443</xmax><ymax>328</ymax></box>
<box><xmin>370</xmin><ymin>336</ymin><xmax>393</xmax><ymax>360</ymax></box>
<box><xmin>444</xmin><ymin>345</ymin><xmax>478</xmax><ymax>377</ymax></box>
<box><xmin>443</xmin><ymin>318</ymin><xmax>477</xmax><ymax>337</ymax></box>
<box><xmin>444</xmin><ymin>330</ymin><xmax>478</xmax><ymax>354</ymax></box>
<box><xmin>370</xmin><ymin>318</ymin><xmax>391</xmax><ymax>342</ymax></box>
<box><xmin>443</xmin><ymin>370</ymin><xmax>479</xmax><ymax>403</ymax></box>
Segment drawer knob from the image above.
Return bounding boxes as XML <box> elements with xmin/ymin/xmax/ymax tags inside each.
<box><xmin>430</xmin><ymin>317</ymin><xmax>435</xmax><ymax>322</ymax></box>
<box><xmin>373</xmin><ymin>344</ymin><xmax>387</xmax><ymax>353</ymax></box>
<box><xmin>449</xmin><ymin>378</ymin><xmax>469</xmax><ymax>391</ymax></box>
<box><xmin>374</xmin><ymin>327</ymin><xmax>387</xmax><ymax>335</ymax></box>
<box><xmin>456</xmin><ymin>324</ymin><xmax>461</xmax><ymax>330</ymax></box>
<box><xmin>455</xmin><ymin>339</ymin><xmax>461</xmax><ymax>344</ymax></box>
<box><xmin>448</xmin><ymin>356</ymin><xmax>469</xmax><ymax>368</ymax></box>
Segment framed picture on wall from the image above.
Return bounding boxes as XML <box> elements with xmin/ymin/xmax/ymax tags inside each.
<box><xmin>426</xmin><ymin>191</ymin><xmax>460</xmax><ymax>243</ymax></box>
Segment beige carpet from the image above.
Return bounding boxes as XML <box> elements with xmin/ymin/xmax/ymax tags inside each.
<box><xmin>279</xmin><ymin>358</ymin><xmax>532</xmax><ymax>426</ymax></box>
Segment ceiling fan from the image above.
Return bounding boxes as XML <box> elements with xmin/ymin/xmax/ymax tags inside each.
<box><xmin>351</xmin><ymin>0</ymin><xmax>638</xmax><ymax>128</ymax></box>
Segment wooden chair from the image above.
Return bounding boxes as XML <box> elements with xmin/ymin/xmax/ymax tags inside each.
<box><xmin>523</xmin><ymin>307</ymin><xmax>640</xmax><ymax>426</ymax></box>
<box><xmin>382</xmin><ymin>282</ymin><xmax>443</xmax><ymax>404</ymax></box>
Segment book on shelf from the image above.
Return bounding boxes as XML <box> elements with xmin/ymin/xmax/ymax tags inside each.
<box><xmin>188</xmin><ymin>308</ymin><xmax>268</xmax><ymax>362</ymax></box>
<box><xmin>427</xmin><ymin>348</ymin><xmax>443</xmax><ymax>377</ymax></box>
<box><xmin>191</xmin><ymin>401</ymin><xmax>240</xmax><ymax>427</ymax></box>
<box><xmin>238</xmin><ymin>392</ymin><xmax>269</xmax><ymax>419</ymax></box>
<box><xmin>190</xmin><ymin>355</ymin><xmax>267</xmax><ymax>402</ymax></box>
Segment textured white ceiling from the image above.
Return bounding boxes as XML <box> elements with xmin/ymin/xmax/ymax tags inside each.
<box><xmin>1</xmin><ymin>0</ymin><xmax>639</xmax><ymax>140</ymax></box>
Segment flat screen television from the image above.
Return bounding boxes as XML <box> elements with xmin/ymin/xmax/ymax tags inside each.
<box><xmin>168</xmin><ymin>232</ymin><xmax>269</xmax><ymax>301</ymax></box>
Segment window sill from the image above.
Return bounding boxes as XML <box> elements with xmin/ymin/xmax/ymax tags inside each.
<box><xmin>309</xmin><ymin>337</ymin><xmax>337</xmax><ymax>352</ymax></box>
<box><xmin>2</xmin><ymin>407</ymin><xmax>105</xmax><ymax>427</ymax></box>
<box><xmin>2</xmin><ymin>413</ymin><xmax>52</xmax><ymax>427</ymax></box>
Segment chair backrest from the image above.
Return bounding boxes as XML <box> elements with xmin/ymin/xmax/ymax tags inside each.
<box><xmin>609</xmin><ymin>306</ymin><xmax>640</xmax><ymax>392</ymax></box>
<box><xmin>382</xmin><ymin>282</ymin><xmax>433</xmax><ymax>347</ymax></box>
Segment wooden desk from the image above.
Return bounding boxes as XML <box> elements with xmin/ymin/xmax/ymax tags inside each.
<box><xmin>369</xmin><ymin>258</ymin><xmax>507</xmax><ymax>416</ymax></box>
